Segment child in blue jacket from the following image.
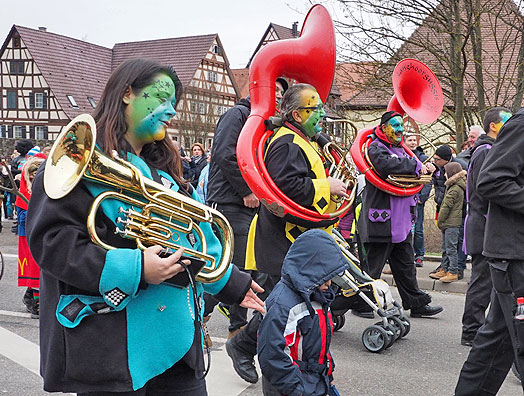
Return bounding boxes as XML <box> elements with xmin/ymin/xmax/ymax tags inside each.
<box><xmin>258</xmin><ymin>229</ymin><xmax>347</xmax><ymax>396</ymax></box>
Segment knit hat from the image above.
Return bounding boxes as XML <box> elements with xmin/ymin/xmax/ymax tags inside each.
<box><xmin>444</xmin><ymin>162</ymin><xmax>462</xmax><ymax>178</ymax></box>
<box><xmin>374</xmin><ymin>111</ymin><xmax>403</xmax><ymax>144</ymax></box>
<box><xmin>435</xmin><ymin>145</ymin><xmax>453</xmax><ymax>161</ymax></box>
<box><xmin>27</xmin><ymin>146</ymin><xmax>41</xmax><ymax>156</ymax></box>
<box><xmin>15</xmin><ymin>139</ymin><xmax>34</xmax><ymax>156</ymax></box>
<box><xmin>380</xmin><ymin>111</ymin><xmax>402</xmax><ymax>126</ymax></box>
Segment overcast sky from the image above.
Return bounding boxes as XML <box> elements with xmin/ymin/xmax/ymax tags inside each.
<box><xmin>0</xmin><ymin>0</ymin><xmax>339</xmax><ymax>69</ymax></box>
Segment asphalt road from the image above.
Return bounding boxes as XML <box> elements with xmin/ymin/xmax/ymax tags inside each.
<box><xmin>0</xmin><ymin>218</ymin><xmax>521</xmax><ymax>395</ymax></box>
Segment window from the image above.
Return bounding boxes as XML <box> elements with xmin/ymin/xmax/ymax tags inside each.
<box><xmin>198</xmin><ymin>103</ymin><xmax>205</xmax><ymax>115</ymax></box>
<box><xmin>35</xmin><ymin>93</ymin><xmax>44</xmax><ymax>109</ymax></box>
<box><xmin>0</xmin><ymin>126</ymin><xmax>5</xmax><ymax>138</ymax></box>
<box><xmin>190</xmin><ymin>102</ymin><xmax>196</xmax><ymax>113</ymax></box>
<box><xmin>35</xmin><ymin>126</ymin><xmax>45</xmax><ymax>139</ymax></box>
<box><xmin>67</xmin><ymin>95</ymin><xmax>78</xmax><ymax>108</ymax></box>
<box><xmin>87</xmin><ymin>97</ymin><xmax>96</xmax><ymax>108</ymax></box>
<box><xmin>14</xmin><ymin>126</ymin><xmax>23</xmax><ymax>138</ymax></box>
<box><xmin>13</xmin><ymin>37</ymin><xmax>21</xmax><ymax>48</ymax></box>
<box><xmin>7</xmin><ymin>91</ymin><xmax>17</xmax><ymax>109</ymax></box>
<box><xmin>10</xmin><ymin>60</ymin><xmax>24</xmax><ymax>74</ymax></box>
<box><xmin>211</xmin><ymin>45</ymin><xmax>220</xmax><ymax>55</ymax></box>
<box><xmin>208</xmin><ymin>71</ymin><xmax>217</xmax><ymax>83</ymax></box>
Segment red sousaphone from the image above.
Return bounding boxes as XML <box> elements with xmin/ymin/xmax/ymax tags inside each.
<box><xmin>236</xmin><ymin>4</ymin><xmax>353</xmax><ymax>224</ymax></box>
<box><xmin>350</xmin><ymin>59</ymin><xmax>443</xmax><ymax>196</ymax></box>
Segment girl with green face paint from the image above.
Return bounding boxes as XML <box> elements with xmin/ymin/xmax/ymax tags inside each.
<box><xmin>295</xmin><ymin>89</ymin><xmax>327</xmax><ymax>137</ymax></box>
<box><xmin>125</xmin><ymin>73</ymin><xmax>177</xmax><ymax>151</ymax></box>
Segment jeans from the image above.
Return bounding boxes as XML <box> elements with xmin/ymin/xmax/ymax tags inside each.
<box><xmin>455</xmin><ymin>259</ymin><xmax>524</xmax><ymax>395</ymax></box>
<box><xmin>413</xmin><ymin>204</ymin><xmax>425</xmax><ymax>259</ymax></box>
<box><xmin>441</xmin><ymin>227</ymin><xmax>460</xmax><ymax>274</ymax></box>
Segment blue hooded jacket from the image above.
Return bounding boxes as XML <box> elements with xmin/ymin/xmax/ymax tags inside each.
<box><xmin>258</xmin><ymin>229</ymin><xmax>349</xmax><ymax>396</ymax></box>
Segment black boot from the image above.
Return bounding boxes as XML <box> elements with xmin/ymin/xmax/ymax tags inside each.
<box><xmin>225</xmin><ymin>334</ymin><xmax>259</xmax><ymax>383</ymax></box>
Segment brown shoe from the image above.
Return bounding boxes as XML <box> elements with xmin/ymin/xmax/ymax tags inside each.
<box><xmin>202</xmin><ymin>315</ymin><xmax>213</xmax><ymax>348</ymax></box>
<box><xmin>440</xmin><ymin>272</ymin><xmax>458</xmax><ymax>283</ymax></box>
<box><xmin>228</xmin><ymin>326</ymin><xmax>245</xmax><ymax>340</ymax></box>
<box><xmin>429</xmin><ymin>268</ymin><xmax>447</xmax><ymax>279</ymax></box>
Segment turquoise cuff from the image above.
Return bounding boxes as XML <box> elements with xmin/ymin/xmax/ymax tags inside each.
<box><xmin>99</xmin><ymin>249</ymin><xmax>142</xmax><ymax>310</ymax></box>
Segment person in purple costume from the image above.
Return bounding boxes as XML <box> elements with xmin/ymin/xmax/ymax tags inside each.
<box><xmin>357</xmin><ymin>111</ymin><xmax>443</xmax><ymax>318</ymax></box>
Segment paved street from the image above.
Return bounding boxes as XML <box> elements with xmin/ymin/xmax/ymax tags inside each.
<box><xmin>0</xmin><ymin>217</ymin><xmax>521</xmax><ymax>395</ymax></box>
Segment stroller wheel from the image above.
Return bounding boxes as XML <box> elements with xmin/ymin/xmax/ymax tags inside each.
<box><xmin>387</xmin><ymin>316</ymin><xmax>406</xmax><ymax>339</ymax></box>
<box><xmin>362</xmin><ymin>325</ymin><xmax>389</xmax><ymax>353</ymax></box>
<box><xmin>399</xmin><ymin>317</ymin><xmax>411</xmax><ymax>337</ymax></box>
<box><xmin>373</xmin><ymin>321</ymin><xmax>396</xmax><ymax>347</ymax></box>
<box><xmin>332</xmin><ymin>314</ymin><xmax>346</xmax><ymax>332</ymax></box>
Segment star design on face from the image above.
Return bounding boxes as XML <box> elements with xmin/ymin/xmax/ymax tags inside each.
<box><xmin>142</xmin><ymin>92</ymin><xmax>150</xmax><ymax>99</ymax></box>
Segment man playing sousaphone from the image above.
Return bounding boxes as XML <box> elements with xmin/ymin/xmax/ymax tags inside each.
<box><xmin>226</xmin><ymin>83</ymin><xmax>348</xmax><ymax>384</ymax></box>
<box><xmin>357</xmin><ymin>111</ymin><xmax>443</xmax><ymax>318</ymax></box>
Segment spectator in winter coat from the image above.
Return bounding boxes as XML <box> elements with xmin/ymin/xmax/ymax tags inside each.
<box><xmin>430</xmin><ymin>162</ymin><xmax>466</xmax><ymax>283</ymax></box>
<box><xmin>258</xmin><ymin>230</ymin><xmax>346</xmax><ymax>396</ymax></box>
<box><xmin>430</xmin><ymin>145</ymin><xmax>467</xmax><ymax>278</ymax></box>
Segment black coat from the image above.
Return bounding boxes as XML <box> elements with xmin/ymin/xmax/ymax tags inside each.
<box><xmin>477</xmin><ymin>108</ymin><xmax>524</xmax><ymax>260</ymax></box>
<box><xmin>207</xmin><ymin>98</ymin><xmax>252</xmax><ymax>206</ymax></box>
<box><xmin>464</xmin><ymin>134</ymin><xmax>495</xmax><ymax>254</ymax></box>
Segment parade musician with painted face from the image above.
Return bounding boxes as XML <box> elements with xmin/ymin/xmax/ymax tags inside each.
<box><xmin>25</xmin><ymin>59</ymin><xmax>264</xmax><ymax>396</ymax></box>
<box><xmin>357</xmin><ymin>111</ymin><xmax>443</xmax><ymax>318</ymax></box>
<box><xmin>225</xmin><ymin>83</ymin><xmax>348</xmax><ymax>384</ymax></box>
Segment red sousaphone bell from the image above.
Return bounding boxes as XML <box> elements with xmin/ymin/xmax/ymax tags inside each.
<box><xmin>236</xmin><ymin>4</ymin><xmax>352</xmax><ymax>224</ymax></box>
<box><xmin>350</xmin><ymin>59</ymin><xmax>444</xmax><ymax>196</ymax></box>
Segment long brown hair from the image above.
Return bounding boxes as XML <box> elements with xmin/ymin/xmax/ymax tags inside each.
<box><xmin>92</xmin><ymin>59</ymin><xmax>186</xmax><ymax>187</ymax></box>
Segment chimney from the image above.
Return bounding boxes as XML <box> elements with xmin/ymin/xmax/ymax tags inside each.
<box><xmin>292</xmin><ymin>22</ymin><xmax>298</xmax><ymax>37</ymax></box>
<box><xmin>38</xmin><ymin>27</ymin><xmax>47</xmax><ymax>32</ymax></box>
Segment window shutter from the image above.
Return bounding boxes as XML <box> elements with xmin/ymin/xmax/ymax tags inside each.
<box><xmin>7</xmin><ymin>125</ymin><xmax>12</xmax><ymax>138</ymax></box>
<box><xmin>29</xmin><ymin>125</ymin><xmax>35</xmax><ymax>139</ymax></box>
<box><xmin>24</xmin><ymin>125</ymin><xmax>28</xmax><ymax>139</ymax></box>
<box><xmin>43</xmin><ymin>92</ymin><xmax>48</xmax><ymax>109</ymax></box>
<box><xmin>29</xmin><ymin>92</ymin><xmax>34</xmax><ymax>109</ymax></box>
<box><xmin>44</xmin><ymin>126</ymin><xmax>48</xmax><ymax>140</ymax></box>
<box><xmin>0</xmin><ymin>126</ymin><xmax>5</xmax><ymax>138</ymax></box>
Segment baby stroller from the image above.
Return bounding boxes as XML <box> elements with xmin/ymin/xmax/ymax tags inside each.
<box><xmin>330</xmin><ymin>230</ymin><xmax>411</xmax><ymax>353</ymax></box>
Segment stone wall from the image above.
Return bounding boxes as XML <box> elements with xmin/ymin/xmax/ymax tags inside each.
<box><xmin>0</xmin><ymin>138</ymin><xmax>54</xmax><ymax>158</ymax></box>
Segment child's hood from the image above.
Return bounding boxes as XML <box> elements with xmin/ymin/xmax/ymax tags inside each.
<box><xmin>281</xmin><ymin>229</ymin><xmax>349</xmax><ymax>296</ymax></box>
<box><xmin>444</xmin><ymin>169</ymin><xmax>467</xmax><ymax>190</ymax></box>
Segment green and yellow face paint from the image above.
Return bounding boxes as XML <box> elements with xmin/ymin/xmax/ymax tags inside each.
<box><xmin>126</xmin><ymin>73</ymin><xmax>177</xmax><ymax>144</ymax></box>
<box><xmin>296</xmin><ymin>89</ymin><xmax>326</xmax><ymax>138</ymax></box>
<box><xmin>492</xmin><ymin>111</ymin><xmax>512</xmax><ymax>136</ymax></box>
<box><xmin>383</xmin><ymin>116</ymin><xmax>404</xmax><ymax>145</ymax></box>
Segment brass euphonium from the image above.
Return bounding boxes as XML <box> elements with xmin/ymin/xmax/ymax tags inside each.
<box><xmin>44</xmin><ymin>114</ymin><xmax>233</xmax><ymax>283</ymax></box>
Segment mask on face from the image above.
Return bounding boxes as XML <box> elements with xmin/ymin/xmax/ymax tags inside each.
<box><xmin>295</xmin><ymin>89</ymin><xmax>326</xmax><ymax>138</ymax></box>
<box><xmin>382</xmin><ymin>116</ymin><xmax>404</xmax><ymax>145</ymax></box>
<box><xmin>126</xmin><ymin>73</ymin><xmax>177</xmax><ymax>144</ymax></box>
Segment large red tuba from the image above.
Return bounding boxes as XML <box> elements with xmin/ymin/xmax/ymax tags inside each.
<box><xmin>236</xmin><ymin>5</ymin><xmax>352</xmax><ymax>224</ymax></box>
<box><xmin>350</xmin><ymin>59</ymin><xmax>443</xmax><ymax>196</ymax></box>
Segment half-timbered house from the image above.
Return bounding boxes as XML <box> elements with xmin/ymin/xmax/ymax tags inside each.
<box><xmin>0</xmin><ymin>25</ymin><xmax>239</xmax><ymax>153</ymax></box>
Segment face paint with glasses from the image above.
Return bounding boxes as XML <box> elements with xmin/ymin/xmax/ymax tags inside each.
<box><xmin>296</xmin><ymin>89</ymin><xmax>326</xmax><ymax>137</ymax></box>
